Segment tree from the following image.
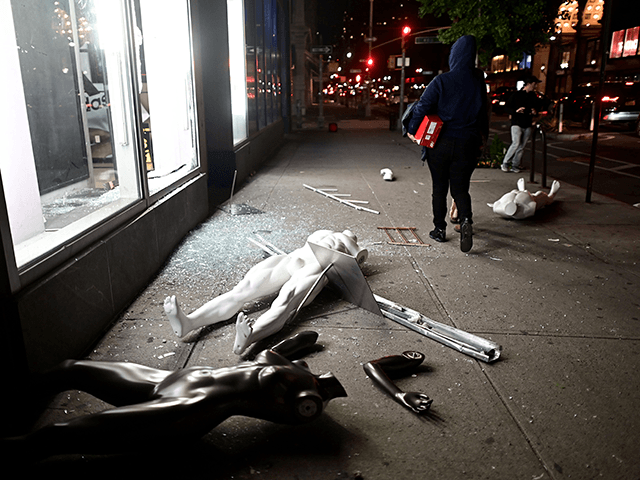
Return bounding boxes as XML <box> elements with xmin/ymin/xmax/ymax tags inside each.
<box><xmin>417</xmin><ymin>0</ymin><xmax>567</xmax><ymax>66</ymax></box>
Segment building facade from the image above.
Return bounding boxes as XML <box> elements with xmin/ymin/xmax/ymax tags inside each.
<box><xmin>0</xmin><ymin>0</ymin><xmax>293</xmax><ymax>380</ymax></box>
<box><xmin>485</xmin><ymin>1</ymin><xmax>640</xmax><ymax>98</ymax></box>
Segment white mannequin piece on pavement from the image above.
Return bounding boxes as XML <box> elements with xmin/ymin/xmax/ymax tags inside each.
<box><xmin>164</xmin><ymin>230</ymin><xmax>368</xmax><ymax>354</ymax></box>
<box><xmin>488</xmin><ymin>178</ymin><xmax>560</xmax><ymax>219</ymax></box>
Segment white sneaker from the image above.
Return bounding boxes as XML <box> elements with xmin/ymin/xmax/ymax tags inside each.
<box><xmin>511</xmin><ymin>167</ymin><xmax>521</xmax><ymax>173</ymax></box>
<box><xmin>501</xmin><ymin>164</ymin><xmax>509</xmax><ymax>172</ymax></box>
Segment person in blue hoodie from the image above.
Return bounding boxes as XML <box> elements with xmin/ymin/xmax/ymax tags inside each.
<box><xmin>407</xmin><ymin>35</ymin><xmax>488</xmax><ymax>253</ymax></box>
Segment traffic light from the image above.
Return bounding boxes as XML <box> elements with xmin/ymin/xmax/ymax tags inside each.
<box><xmin>367</xmin><ymin>57</ymin><xmax>373</xmax><ymax>67</ymax></box>
<box><xmin>401</xmin><ymin>26</ymin><xmax>411</xmax><ymax>49</ymax></box>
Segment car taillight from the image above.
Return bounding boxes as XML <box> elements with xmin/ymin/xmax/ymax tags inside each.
<box><xmin>602</xmin><ymin>96</ymin><xmax>619</xmax><ymax>102</ymax></box>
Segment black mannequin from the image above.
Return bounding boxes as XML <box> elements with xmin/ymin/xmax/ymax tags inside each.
<box><xmin>4</xmin><ymin>331</ymin><xmax>346</xmax><ymax>457</ymax></box>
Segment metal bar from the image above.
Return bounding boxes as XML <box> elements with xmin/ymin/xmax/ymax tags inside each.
<box><xmin>381</xmin><ymin>228</ymin><xmax>395</xmax><ymax>242</ymax></box>
<box><xmin>530</xmin><ymin>125</ymin><xmax>536</xmax><ymax>183</ymax></box>
<box><xmin>409</xmin><ymin>228</ymin><xmax>422</xmax><ymax>243</ymax></box>
<box><xmin>292</xmin><ymin>263</ymin><xmax>333</xmax><ymax>320</ymax></box>
<box><xmin>374</xmin><ymin>295</ymin><xmax>502</xmax><ymax>363</ymax></box>
<box><xmin>247</xmin><ymin>238</ymin><xmax>282</xmax><ymax>257</ymax></box>
<box><xmin>303</xmin><ymin>184</ymin><xmax>380</xmax><ymax>214</ymax></box>
<box><xmin>541</xmin><ymin>129</ymin><xmax>548</xmax><ymax>189</ymax></box>
<box><xmin>377</xmin><ymin>227</ymin><xmax>429</xmax><ymax>246</ymax></box>
<box><xmin>254</xmin><ymin>234</ymin><xmax>287</xmax><ymax>255</ymax></box>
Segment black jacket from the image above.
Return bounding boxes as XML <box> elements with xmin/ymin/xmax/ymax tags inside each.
<box><xmin>505</xmin><ymin>90</ymin><xmax>539</xmax><ymax>128</ymax></box>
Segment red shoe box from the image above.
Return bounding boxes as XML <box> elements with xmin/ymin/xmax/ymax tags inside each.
<box><xmin>415</xmin><ymin>114</ymin><xmax>443</xmax><ymax>148</ymax></box>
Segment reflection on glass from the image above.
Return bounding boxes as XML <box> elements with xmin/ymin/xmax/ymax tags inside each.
<box><xmin>2</xmin><ymin>0</ymin><xmax>141</xmax><ymax>268</ymax></box>
<box><xmin>136</xmin><ymin>0</ymin><xmax>199</xmax><ymax>195</ymax></box>
<box><xmin>227</xmin><ymin>0</ymin><xmax>248</xmax><ymax>144</ymax></box>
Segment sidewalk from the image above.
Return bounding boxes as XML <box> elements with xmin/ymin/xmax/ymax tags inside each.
<box><xmin>25</xmin><ymin>107</ymin><xmax>640</xmax><ymax>478</ymax></box>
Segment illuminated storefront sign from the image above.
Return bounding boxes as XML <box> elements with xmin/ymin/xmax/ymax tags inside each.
<box><xmin>610</xmin><ymin>27</ymin><xmax>639</xmax><ymax>59</ymax></box>
<box><xmin>623</xmin><ymin>27</ymin><xmax>639</xmax><ymax>57</ymax></box>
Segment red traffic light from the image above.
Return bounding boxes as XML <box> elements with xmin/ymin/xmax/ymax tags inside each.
<box><xmin>366</xmin><ymin>57</ymin><xmax>373</xmax><ymax>66</ymax></box>
<box><xmin>402</xmin><ymin>26</ymin><xmax>411</xmax><ymax>36</ymax></box>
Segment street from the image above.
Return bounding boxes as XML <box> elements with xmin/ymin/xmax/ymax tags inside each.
<box><xmin>491</xmin><ymin>114</ymin><xmax>640</xmax><ymax>207</ymax></box>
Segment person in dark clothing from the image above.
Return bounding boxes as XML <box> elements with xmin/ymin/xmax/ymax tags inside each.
<box><xmin>407</xmin><ymin>35</ymin><xmax>488</xmax><ymax>253</ymax></box>
<box><xmin>501</xmin><ymin>76</ymin><xmax>540</xmax><ymax>173</ymax></box>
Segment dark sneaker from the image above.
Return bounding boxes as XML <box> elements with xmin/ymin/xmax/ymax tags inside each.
<box><xmin>460</xmin><ymin>219</ymin><xmax>473</xmax><ymax>253</ymax></box>
<box><xmin>429</xmin><ymin>228</ymin><xmax>446</xmax><ymax>243</ymax></box>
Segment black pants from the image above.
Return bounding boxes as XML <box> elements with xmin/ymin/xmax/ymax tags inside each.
<box><xmin>425</xmin><ymin>136</ymin><xmax>478</xmax><ymax>229</ymax></box>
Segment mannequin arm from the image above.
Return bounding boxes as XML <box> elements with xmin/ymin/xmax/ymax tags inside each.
<box><xmin>363</xmin><ymin>351</ymin><xmax>432</xmax><ymax>414</ymax></box>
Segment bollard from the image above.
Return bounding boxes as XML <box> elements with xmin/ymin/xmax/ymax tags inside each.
<box><xmin>558</xmin><ymin>103</ymin><xmax>564</xmax><ymax>133</ymax></box>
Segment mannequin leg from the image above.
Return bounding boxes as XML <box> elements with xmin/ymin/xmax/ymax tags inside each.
<box><xmin>165</xmin><ymin>255</ymin><xmax>295</xmax><ymax>337</ymax></box>
<box><xmin>40</xmin><ymin>360</ymin><xmax>171</xmax><ymax>407</ymax></box>
<box><xmin>233</xmin><ymin>265</ymin><xmax>327</xmax><ymax>355</ymax></box>
<box><xmin>18</xmin><ymin>396</ymin><xmax>220</xmax><ymax>456</ymax></box>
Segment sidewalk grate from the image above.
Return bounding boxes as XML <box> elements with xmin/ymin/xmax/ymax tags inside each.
<box><xmin>378</xmin><ymin>227</ymin><xmax>429</xmax><ymax>246</ymax></box>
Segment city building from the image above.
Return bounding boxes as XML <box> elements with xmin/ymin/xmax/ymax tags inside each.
<box><xmin>487</xmin><ymin>0</ymin><xmax>640</xmax><ymax>99</ymax></box>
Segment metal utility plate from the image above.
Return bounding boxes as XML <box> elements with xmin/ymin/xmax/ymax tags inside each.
<box><xmin>308</xmin><ymin>242</ymin><xmax>382</xmax><ymax>316</ymax></box>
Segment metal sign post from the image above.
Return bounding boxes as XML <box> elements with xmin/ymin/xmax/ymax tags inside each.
<box><xmin>311</xmin><ymin>46</ymin><xmax>333</xmax><ymax>129</ymax></box>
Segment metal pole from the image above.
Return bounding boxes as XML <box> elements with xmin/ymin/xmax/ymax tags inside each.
<box><xmin>399</xmin><ymin>45</ymin><xmax>406</xmax><ymax>127</ymax></box>
<box><xmin>586</xmin><ymin>0</ymin><xmax>613</xmax><ymax>203</ymax></box>
<box><xmin>529</xmin><ymin>125</ymin><xmax>536</xmax><ymax>183</ymax></box>
<box><xmin>541</xmin><ymin>128</ymin><xmax>548</xmax><ymax>188</ymax></box>
<box><xmin>558</xmin><ymin>103</ymin><xmax>564</xmax><ymax>133</ymax></box>
<box><xmin>365</xmin><ymin>0</ymin><xmax>373</xmax><ymax>118</ymax></box>
<box><xmin>318</xmin><ymin>54</ymin><xmax>324</xmax><ymax>128</ymax></box>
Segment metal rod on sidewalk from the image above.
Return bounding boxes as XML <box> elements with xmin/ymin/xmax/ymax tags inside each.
<box><xmin>541</xmin><ymin>128</ymin><xmax>548</xmax><ymax>188</ymax></box>
<box><xmin>587</xmin><ymin>0</ymin><xmax>613</xmax><ymax>203</ymax></box>
<box><xmin>530</xmin><ymin>125</ymin><xmax>537</xmax><ymax>183</ymax></box>
<box><xmin>303</xmin><ymin>184</ymin><xmax>380</xmax><ymax>214</ymax></box>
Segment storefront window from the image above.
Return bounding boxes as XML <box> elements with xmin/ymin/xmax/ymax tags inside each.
<box><xmin>136</xmin><ymin>0</ymin><xmax>199</xmax><ymax>193</ymax></box>
<box><xmin>1</xmin><ymin>0</ymin><xmax>199</xmax><ymax>270</ymax></box>
<box><xmin>227</xmin><ymin>0</ymin><xmax>249</xmax><ymax>145</ymax></box>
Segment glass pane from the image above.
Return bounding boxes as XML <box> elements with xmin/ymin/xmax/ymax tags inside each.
<box><xmin>2</xmin><ymin>0</ymin><xmax>141</xmax><ymax>268</ymax></box>
<box><xmin>136</xmin><ymin>0</ymin><xmax>199</xmax><ymax>195</ymax></box>
<box><xmin>255</xmin><ymin>0</ymin><xmax>266</xmax><ymax>130</ymax></box>
<box><xmin>228</xmin><ymin>0</ymin><xmax>248</xmax><ymax>144</ymax></box>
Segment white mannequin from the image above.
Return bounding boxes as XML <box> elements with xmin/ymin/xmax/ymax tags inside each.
<box><xmin>164</xmin><ymin>230</ymin><xmax>368</xmax><ymax>355</ymax></box>
<box><xmin>380</xmin><ymin>168</ymin><xmax>394</xmax><ymax>181</ymax></box>
<box><xmin>488</xmin><ymin>178</ymin><xmax>560</xmax><ymax>219</ymax></box>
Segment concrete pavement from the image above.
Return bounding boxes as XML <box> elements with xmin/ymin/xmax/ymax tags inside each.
<box><xmin>23</xmin><ymin>105</ymin><xmax>640</xmax><ymax>478</ymax></box>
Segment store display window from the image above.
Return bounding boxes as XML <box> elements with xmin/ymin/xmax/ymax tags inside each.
<box><xmin>1</xmin><ymin>0</ymin><xmax>199</xmax><ymax>272</ymax></box>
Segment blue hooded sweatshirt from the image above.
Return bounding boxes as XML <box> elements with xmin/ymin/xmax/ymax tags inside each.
<box><xmin>407</xmin><ymin>35</ymin><xmax>488</xmax><ymax>142</ymax></box>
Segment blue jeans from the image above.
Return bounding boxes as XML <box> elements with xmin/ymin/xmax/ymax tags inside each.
<box><xmin>503</xmin><ymin>125</ymin><xmax>531</xmax><ymax>169</ymax></box>
<box><xmin>425</xmin><ymin>137</ymin><xmax>479</xmax><ymax>229</ymax></box>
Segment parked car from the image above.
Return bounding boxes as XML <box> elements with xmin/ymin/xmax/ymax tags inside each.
<box><xmin>560</xmin><ymin>81</ymin><xmax>640</xmax><ymax>130</ymax></box>
<box><xmin>535</xmin><ymin>91</ymin><xmax>555</xmax><ymax>116</ymax></box>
